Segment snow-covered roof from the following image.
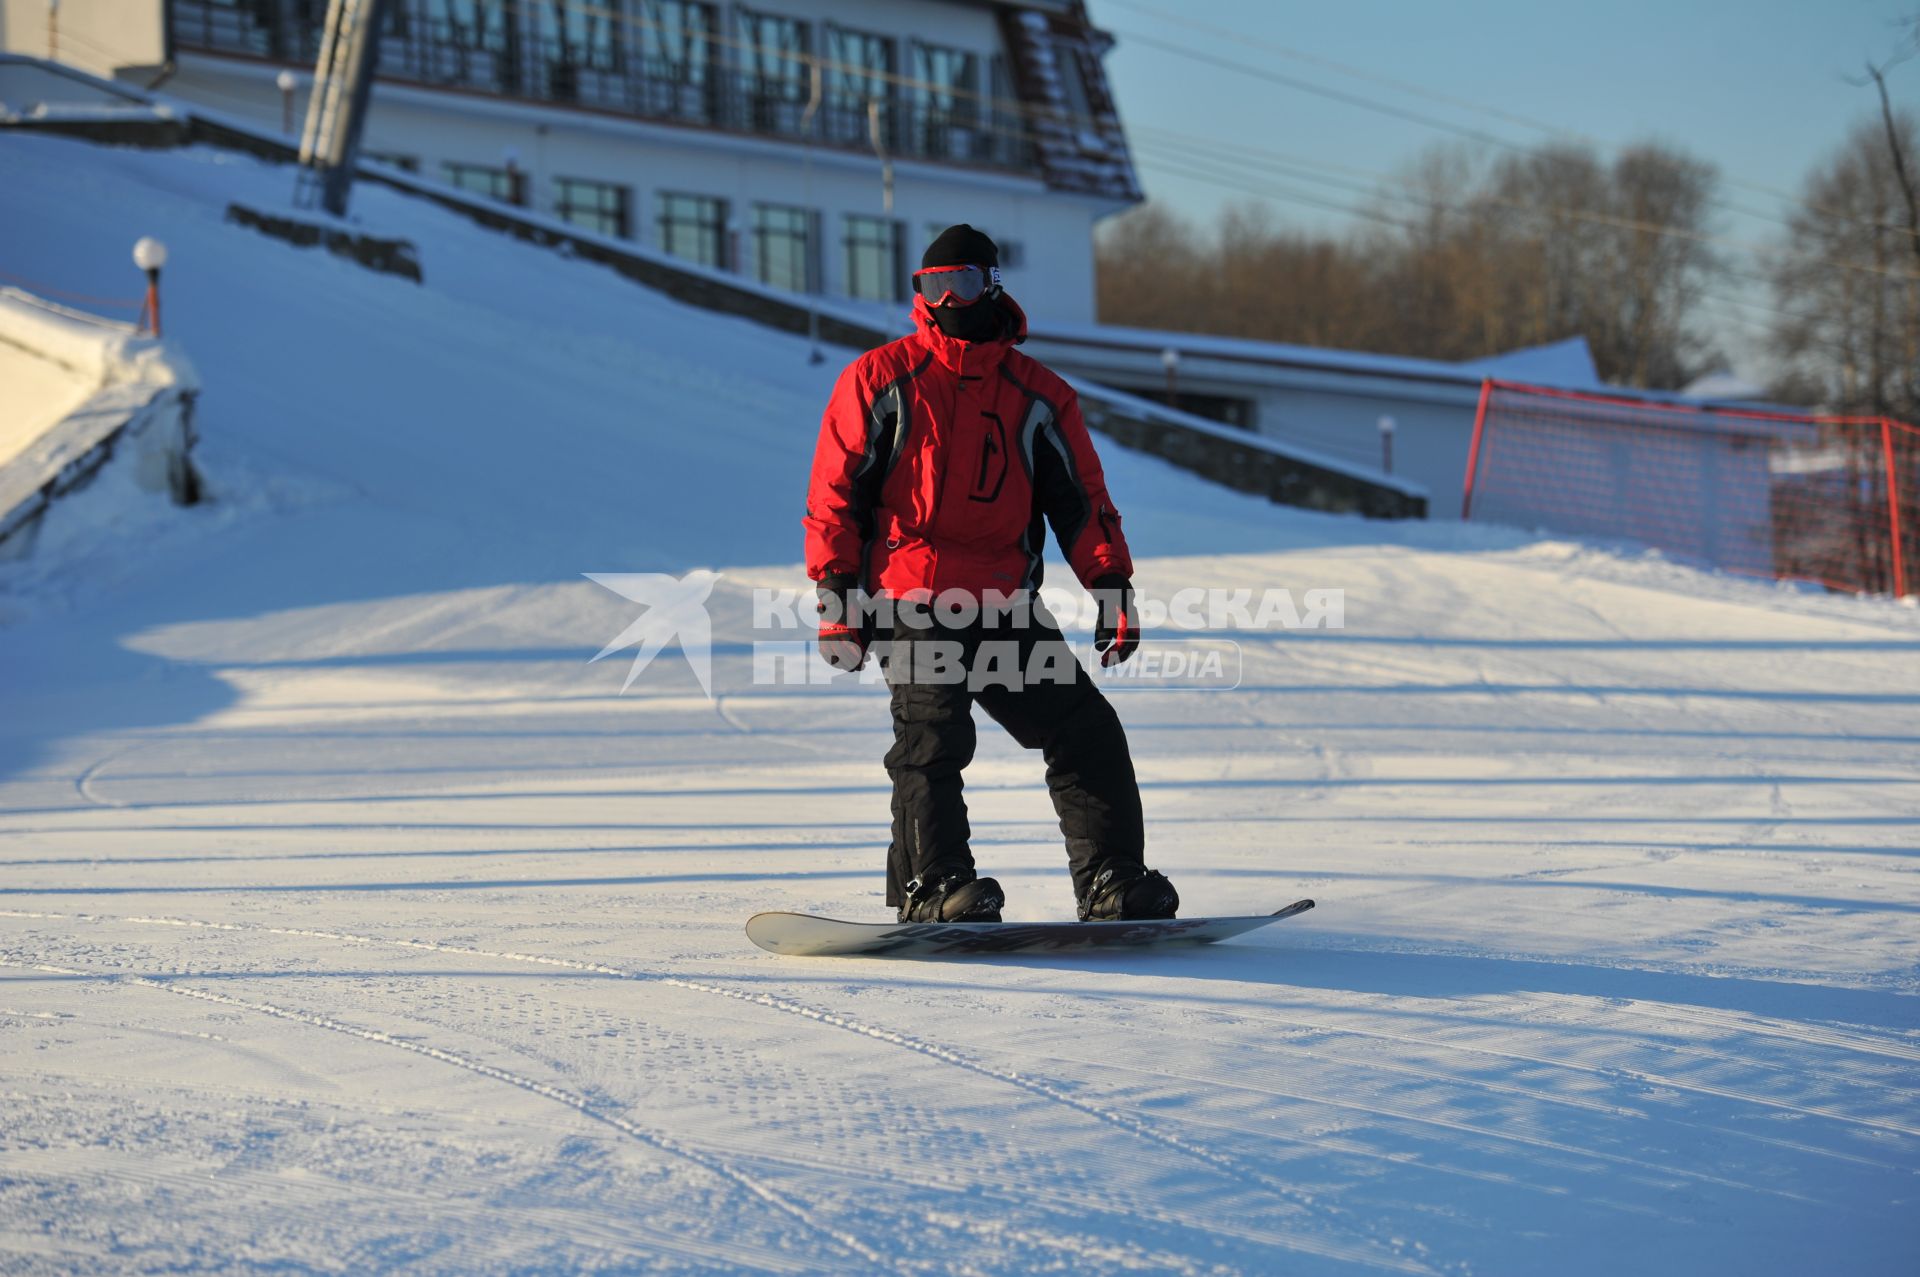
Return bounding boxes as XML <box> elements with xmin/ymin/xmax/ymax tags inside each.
<box><xmin>1027</xmin><ymin>319</ymin><xmax>1784</xmax><ymax>417</ymax></box>
<box><xmin>0</xmin><ymin>54</ymin><xmax>156</xmax><ymax>114</ymax></box>
<box><xmin>1681</xmin><ymin>369</ymin><xmax>1770</xmax><ymax>401</ymax></box>
<box><xmin>1066</xmin><ymin>373</ymin><xmax>1428</xmax><ymax>499</ymax></box>
<box><xmin>1457</xmin><ymin>337</ymin><xmax>1602</xmax><ymax>390</ymax></box>
<box><xmin>1029</xmin><ymin>318</ymin><xmax>1511</xmax><ymax>389</ymax></box>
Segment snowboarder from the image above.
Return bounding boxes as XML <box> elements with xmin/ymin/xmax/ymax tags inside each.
<box><xmin>803</xmin><ymin>224</ymin><xmax>1179</xmax><ymax>926</ymax></box>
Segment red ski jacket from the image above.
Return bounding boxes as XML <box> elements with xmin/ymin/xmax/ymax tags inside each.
<box><xmin>804</xmin><ymin>295</ymin><xmax>1133</xmax><ymax>598</ymax></box>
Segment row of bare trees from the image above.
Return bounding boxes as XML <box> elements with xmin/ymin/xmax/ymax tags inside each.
<box><xmin>1099</xmin><ymin>29</ymin><xmax>1919</xmax><ymax>415</ymax></box>
<box><xmin>1098</xmin><ymin>140</ymin><xmax>1728</xmax><ymax>387</ymax></box>
<box><xmin>1766</xmin><ymin>76</ymin><xmax>1920</xmax><ymax>420</ymax></box>
<box><xmin>1097</xmin><ymin>140</ymin><xmax>1724</xmax><ymax>390</ymax></box>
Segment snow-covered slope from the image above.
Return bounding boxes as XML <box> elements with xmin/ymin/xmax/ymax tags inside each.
<box><xmin>0</xmin><ymin>132</ymin><xmax>1916</xmax><ymax>1276</ymax></box>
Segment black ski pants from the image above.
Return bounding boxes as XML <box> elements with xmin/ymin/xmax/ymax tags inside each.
<box><xmin>878</xmin><ymin>608</ymin><xmax>1146</xmax><ymax>908</ymax></box>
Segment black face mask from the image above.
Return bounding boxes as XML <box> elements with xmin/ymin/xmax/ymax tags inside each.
<box><xmin>932</xmin><ymin>297</ymin><xmax>1005</xmax><ymax>343</ymax></box>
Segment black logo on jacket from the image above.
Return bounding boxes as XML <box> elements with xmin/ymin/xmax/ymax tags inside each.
<box><xmin>969</xmin><ymin>411</ymin><xmax>1009</xmax><ymax>502</ymax></box>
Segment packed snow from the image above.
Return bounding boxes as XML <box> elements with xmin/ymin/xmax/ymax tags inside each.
<box><xmin>1</xmin><ymin>132</ymin><xmax>1916</xmax><ymax>1275</ymax></box>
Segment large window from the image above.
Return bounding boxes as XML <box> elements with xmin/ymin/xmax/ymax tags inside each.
<box><xmin>444</xmin><ymin>161</ymin><xmax>521</xmax><ymax>205</ymax></box>
<box><xmin>638</xmin><ymin>0</ymin><xmax>718</xmax><ymax>121</ymax></box>
<box><xmin>396</xmin><ymin>2</ymin><xmax>513</xmax><ymax>91</ymax></box>
<box><xmin>823</xmin><ymin>24</ymin><xmax>894</xmax><ymax>145</ymax></box>
<box><xmin>659</xmin><ymin>191</ymin><xmax>729</xmax><ymax>268</ymax></box>
<box><xmin>1055</xmin><ymin>44</ymin><xmax>1096</xmax><ymax>125</ymax></box>
<box><xmin>555</xmin><ymin>0</ymin><xmax>620</xmax><ymax>70</ymax></box>
<box><xmin>556</xmin><ymin>177</ymin><xmax>631</xmax><ymax>239</ymax></box>
<box><xmin>844</xmin><ymin>215</ymin><xmax>903</xmax><ymax>303</ymax></box>
<box><xmin>736</xmin><ymin>9</ymin><xmax>809</xmax><ymax>133</ymax></box>
<box><xmin>753</xmin><ymin>204</ymin><xmax>817</xmax><ymax>294</ymax></box>
<box><xmin>419</xmin><ymin>1</ymin><xmax>509</xmax><ymax>50</ymax></box>
<box><xmin>987</xmin><ymin>54</ymin><xmax>1028</xmax><ymax>167</ymax></box>
<box><xmin>170</xmin><ymin>0</ymin><xmax>275</xmax><ymax>57</ymax></box>
<box><xmin>546</xmin><ymin>0</ymin><xmax>620</xmax><ymax>101</ymax></box>
<box><xmin>908</xmin><ymin>41</ymin><xmax>980</xmax><ymax>161</ymax></box>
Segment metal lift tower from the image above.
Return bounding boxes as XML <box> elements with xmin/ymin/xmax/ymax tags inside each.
<box><xmin>295</xmin><ymin>0</ymin><xmax>392</xmax><ymax>217</ymax></box>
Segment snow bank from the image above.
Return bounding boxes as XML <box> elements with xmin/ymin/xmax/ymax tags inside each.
<box><xmin>0</xmin><ymin>286</ymin><xmax>199</xmax><ymax>558</ymax></box>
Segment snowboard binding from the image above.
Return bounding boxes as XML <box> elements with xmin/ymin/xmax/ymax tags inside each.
<box><xmin>1078</xmin><ymin>865</ymin><xmax>1180</xmax><ymax>922</ymax></box>
<box><xmin>899</xmin><ymin>869</ymin><xmax>1005</xmax><ymax>923</ymax></box>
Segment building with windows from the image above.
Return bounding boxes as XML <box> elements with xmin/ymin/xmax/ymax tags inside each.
<box><xmin>9</xmin><ymin>0</ymin><xmax>1140</xmax><ymax>325</ymax></box>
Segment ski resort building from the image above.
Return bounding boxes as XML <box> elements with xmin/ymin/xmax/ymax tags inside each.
<box><xmin>1</xmin><ymin>0</ymin><xmax>1138</xmax><ymax>327</ymax></box>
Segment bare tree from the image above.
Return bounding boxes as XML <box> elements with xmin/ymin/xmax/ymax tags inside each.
<box><xmin>1595</xmin><ymin>144</ymin><xmax>1722</xmax><ymax>388</ymax></box>
<box><xmin>1095</xmin><ymin>202</ymin><xmax>1216</xmax><ymax>335</ymax></box>
<box><xmin>1850</xmin><ymin>14</ymin><xmax>1920</xmax><ymax>274</ymax></box>
<box><xmin>1098</xmin><ymin>137</ymin><xmax>1724</xmax><ymax>390</ymax></box>
<box><xmin>1767</xmin><ymin>112</ymin><xmax>1920</xmax><ymax>420</ymax></box>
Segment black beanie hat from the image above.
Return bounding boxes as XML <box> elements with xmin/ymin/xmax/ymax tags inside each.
<box><xmin>922</xmin><ymin>223</ymin><xmax>999</xmax><ymax>270</ymax></box>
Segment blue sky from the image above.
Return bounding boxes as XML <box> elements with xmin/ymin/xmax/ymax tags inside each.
<box><xmin>1093</xmin><ymin>0</ymin><xmax>1920</xmax><ymax>375</ymax></box>
<box><xmin>1099</xmin><ymin>0</ymin><xmax>1919</xmax><ymax>232</ymax></box>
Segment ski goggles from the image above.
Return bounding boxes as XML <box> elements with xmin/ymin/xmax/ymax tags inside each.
<box><xmin>912</xmin><ymin>263</ymin><xmax>1002</xmax><ymax>307</ymax></box>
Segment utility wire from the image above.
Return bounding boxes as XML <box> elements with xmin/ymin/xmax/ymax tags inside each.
<box><xmin>1132</xmin><ymin>132</ymin><xmax>1920</xmax><ymax>286</ymax></box>
<box><xmin>1130</xmin><ymin>142</ymin><xmax>1415</xmax><ymax>230</ymax></box>
<box><xmin>1101</xmin><ymin>0</ymin><xmax>1577</xmax><ymax>138</ymax></box>
<box><xmin>1136</xmin><ymin>138</ymin><xmax>1890</xmax><ymax>366</ymax></box>
<box><xmin>1110</xmin><ymin>26</ymin><xmax>1526</xmax><ymax>155</ymax></box>
<box><xmin>1100</xmin><ymin>0</ymin><xmax>1920</xmax><ymax>243</ymax></box>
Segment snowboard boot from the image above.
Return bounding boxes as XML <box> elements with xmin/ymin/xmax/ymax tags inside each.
<box><xmin>1078</xmin><ymin>865</ymin><xmax>1179</xmax><ymax>921</ymax></box>
<box><xmin>899</xmin><ymin>869</ymin><xmax>1005</xmax><ymax>923</ymax></box>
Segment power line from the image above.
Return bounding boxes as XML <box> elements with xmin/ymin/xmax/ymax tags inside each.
<box><xmin>1133</xmin><ymin>131</ymin><xmax>1908</xmax><ymax>371</ymax></box>
<box><xmin>1100</xmin><ymin>0</ymin><xmax>1920</xmax><ymax>243</ymax></box>
<box><xmin>1103</xmin><ymin>0</ymin><xmax>1571</xmax><ymax>137</ymax></box>
<box><xmin>1127</xmin><ymin>139</ymin><xmax>1889</xmax><ymax>364</ymax></box>
<box><xmin>1109</xmin><ymin>26</ymin><xmax>1527</xmax><ymax>156</ymax></box>
<box><xmin>1108</xmin><ymin>24</ymin><xmax>1852</xmax><ymax>242</ymax></box>
<box><xmin>1129</xmin><ymin>140</ymin><xmax>1414</xmax><ymax>230</ymax></box>
<box><xmin>1132</xmin><ymin>129</ymin><xmax>1920</xmax><ymax>286</ymax></box>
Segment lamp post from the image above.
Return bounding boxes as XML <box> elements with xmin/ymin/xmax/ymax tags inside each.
<box><xmin>1161</xmin><ymin>347</ymin><xmax>1180</xmax><ymax>407</ymax></box>
<box><xmin>133</xmin><ymin>237</ymin><xmax>168</xmax><ymax>338</ymax></box>
<box><xmin>1378</xmin><ymin>415</ymin><xmax>1396</xmax><ymax>475</ymax></box>
<box><xmin>800</xmin><ymin>60</ymin><xmax>824</xmax><ymax>364</ymax></box>
<box><xmin>867</xmin><ymin>97</ymin><xmax>894</xmax><ymax>214</ymax></box>
<box><xmin>502</xmin><ymin>145</ymin><xmax>524</xmax><ymax>206</ymax></box>
<box><xmin>276</xmin><ymin>69</ymin><xmax>298</xmax><ymax>135</ymax></box>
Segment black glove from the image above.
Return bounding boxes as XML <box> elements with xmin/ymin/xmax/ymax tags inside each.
<box><xmin>815</xmin><ymin>571</ymin><xmax>867</xmax><ymax>671</ymax></box>
<box><xmin>1091</xmin><ymin>573</ymin><xmax>1139</xmax><ymax>668</ymax></box>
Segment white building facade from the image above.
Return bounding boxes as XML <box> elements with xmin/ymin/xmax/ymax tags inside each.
<box><xmin>8</xmin><ymin>0</ymin><xmax>1141</xmax><ymax>327</ymax></box>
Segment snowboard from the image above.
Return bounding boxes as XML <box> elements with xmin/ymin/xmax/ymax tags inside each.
<box><xmin>745</xmin><ymin>899</ymin><xmax>1315</xmax><ymax>958</ymax></box>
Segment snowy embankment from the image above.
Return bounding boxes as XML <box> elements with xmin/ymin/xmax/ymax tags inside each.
<box><xmin>0</xmin><ymin>132</ymin><xmax>1916</xmax><ymax>1275</ymax></box>
<box><xmin>0</xmin><ymin>285</ymin><xmax>197</xmax><ymax>560</ymax></box>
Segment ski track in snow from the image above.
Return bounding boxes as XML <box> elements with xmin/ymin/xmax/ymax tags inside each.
<box><xmin>0</xmin><ymin>951</ymin><xmax>900</xmax><ymax>1275</ymax></box>
<box><xmin>6</xmin><ymin>894</ymin><xmax>1917</xmax><ymax>1268</ymax></box>
<box><xmin>0</xmin><ymin>908</ymin><xmax>1431</xmax><ymax>1274</ymax></box>
<box><xmin>3</xmin><ymin>132</ymin><xmax>1920</xmax><ymax>1274</ymax></box>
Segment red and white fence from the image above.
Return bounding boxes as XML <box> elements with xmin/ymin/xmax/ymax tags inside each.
<box><xmin>1462</xmin><ymin>379</ymin><xmax>1918</xmax><ymax>598</ymax></box>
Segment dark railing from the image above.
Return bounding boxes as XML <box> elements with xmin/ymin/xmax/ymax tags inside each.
<box><xmin>167</xmin><ymin>3</ymin><xmax>1034</xmax><ymax>171</ymax></box>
